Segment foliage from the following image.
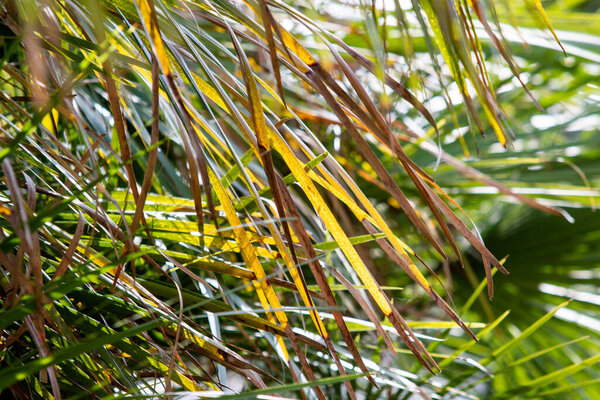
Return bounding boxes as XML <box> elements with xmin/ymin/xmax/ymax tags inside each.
<box><xmin>0</xmin><ymin>0</ymin><xmax>598</xmax><ymax>398</ymax></box>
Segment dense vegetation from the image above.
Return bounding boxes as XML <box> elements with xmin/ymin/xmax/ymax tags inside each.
<box><xmin>0</xmin><ymin>0</ymin><xmax>598</xmax><ymax>398</ymax></box>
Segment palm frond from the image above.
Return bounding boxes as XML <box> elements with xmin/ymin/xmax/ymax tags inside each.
<box><xmin>0</xmin><ymin>0</ymin><xmax>598</xmax><ymax>398</ymax></box>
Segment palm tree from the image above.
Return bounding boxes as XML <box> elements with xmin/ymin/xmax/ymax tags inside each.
<box><xmin>0</xmin><ymin>0</ymin><xmax>598</xmax><ymax>398</ymax></box>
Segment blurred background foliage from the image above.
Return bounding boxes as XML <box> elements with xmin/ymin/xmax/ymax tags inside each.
<box><xmin>0</xmin><ymin>0</ymin><xmax>599</xmax><ymax>399</ymax></box>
